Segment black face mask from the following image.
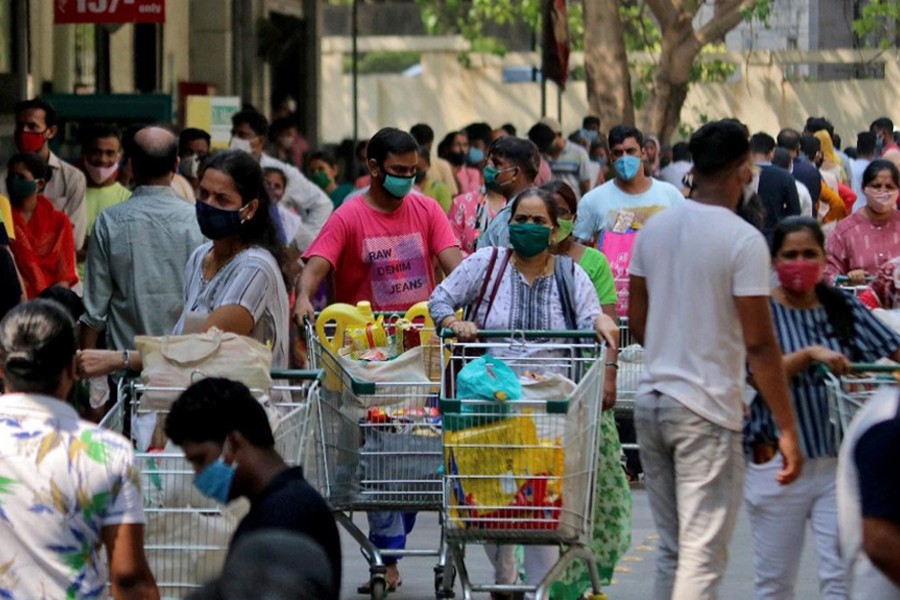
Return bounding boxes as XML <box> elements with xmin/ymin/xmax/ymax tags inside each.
<box><xmin>446</xmin><ymin>152</ymin><xmax>466</xmax><ymax>167</ymax></box>
<box><xmin>415</xmin><ymin>170</ymin><xmax>427</xmax><ymax>184</ymax></box>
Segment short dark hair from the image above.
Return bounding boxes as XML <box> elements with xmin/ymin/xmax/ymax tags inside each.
<box><xmin>232</xmin><ymin>110</ymin><xmax>269</xmax><ymax>137</ymax></box>
<box><xmin>777</xmin><ymin>128</ymin><xmax>801</xmax><ymax>151</ymax></box>
<box><xmin>263</xmin><ymin>166</ymin><xmax>287</xmax><ymax>186</ymax></box>
<box><xmin>489</xmin><ymin>136</ymin><xmax>540</xmax><ymax>180</ymax></box>
<box><xmin>80</xmin><ymin>123</ymin><xmax>122</xmax><ymax>146</ymax></box>
<box><xmin>129</xmin><ymin>126</ymin><xmax>178</xmax><ymax>180</ymax></box>
<box><xmin>771</xmin><ymin>147</ymin><xmax>793</xmax><ymax>170</ymax></box>
<box><xmin>501</xmin><ymin>123</ymin><xmax>517</xmax><ymax>137</ymax></box>
<box><xmin>464</xmin><ymin>122</ymin><xmax>493</xmax><ymax>149</ymax></box>
<box><xmin>165</xmin><ymin>378</ymin><xmax>275</xmax><ymax>447</ymax></box>
<box><xmin>268</xmin><ymin>117</ymin><xmax>296</xmax><ymax>142</ymax></box>
<box><xmin>366</xmin><ymin>127</ymin><xmax>419</xmax><ymax>165</ymax></box>
<box><xmin>870</xmin><ymin>117</ymin><xmax>894</xmax><ymax>133</ymax></box>
<box><xmin>608</xmin><ymin>125</ymin><xmax>644</xmax><ymax>149</ymax></box>
<box><xmin>750</xmin><ymin>132</ymin><xmax>776</xmax><ymax>155</ymax></box>
<box><xmin>14</xmin><ymin>97</ymin><xmax>58</xmax><ymax>128</ymax></box>
<box><xmin>857</xmin><ymin>131</ymin><xmax>877</xmax><ymax>156</ymax></box>
<box><xmin>689</xmin><ymin>120</ymin><xmax>750</xmax><ymax>177</ymax></box>
<box><xmin>671</xmin><ymin>141</ymin><xmax>691</xmax><ymax>163</ymax></box>
<box><xmin>862</xmin><ymin>159</ymin><xmax>900</xmax><ymax>189</ymax></box>
<box><xmin>409</xmin><ymin>123</ymin><xmax>435</xmax><ymax>146</ymax></box>
<box><xmin>540</xmin><ymin>180</ymin><xmax>578</xmax><ymax>216</ymax></box>
<box><xmin>582</xmin><ymin>115</ymin><xmax>601</xmax><ymax>130</ymax></box>
<box><xmin>527</xmin><ymin>123</ymin><xmax>557</xmax><ymax>154</ymax></box>
<box><xmin>179</xmin><ymin>127</ymin><xmax>211</xmax><ymax>153</ymax></box>
<box><xmin>307</xmin><ymin>150</ymin><xmax>338</xmax><ymax>168</ymax></box>
<box><xmin>0</xmin><ymin>300</ymin><xmax>76</xmax><ymax>394</ymax></box>
<box><xmin>508</xmin><ymin>187</ymin><xmax>560</xmax><ymax>228</ymax></box>
<box><xmin>805</xmin><ymin>117</ymin><xmax>833</xmax><ymax>136</ymax></box>
<box><xmin>800</xmin><ymin>134</ymin><xmax>821</xmax><ymax>161</ymax></box>
<box><xmin>7</xmin><ymin>152</ymin><xmax>49</xmax><ymax>181</ymax></box>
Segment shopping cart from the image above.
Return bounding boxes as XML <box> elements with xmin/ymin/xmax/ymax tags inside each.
<box><xmin>100</xmin><ymin>369</ymin><xmax>321</xmax><ymax>599</ymax></box>
<box><xmin>824</xmin><ymin>363</ymin><xmax>900</xmax><ymax>445</ymax></box>
<box><xmin>615</xmin><ymin>318</ymin><xmax>642</xmax><ymax>454</ymax></box>
<box><xmin>439</xmin><ymin>330</ymin><xmax>608</xmax><ymax>600</ymax></box>
<box><xmin>833</xmin><ymin>274</ymin><xmax>875</xmax><ymax>298</ymax></box>
<box><xmin>307</xmin><ymin>319</ymin><xmax>452</xmax><ymax>600</ymax></box>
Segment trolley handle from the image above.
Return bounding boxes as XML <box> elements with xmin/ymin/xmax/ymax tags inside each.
<box><xmin>270</xmin><ymin>369</ymin><xmax>324</xmax><ymax>381</ymax></box>
<box><xmin>833</xmin><ymin>275</ymin><xmax>874</xmax><ymax>285</ymax></box>
<box><xmin>439</xmin><ymin>328</ymin><xmax>597</xmax><ymax>340</ymax></box>
<box><xmin>818</xmin><ymin>363</ymin><xmax>900</xmax><ymax>376</ymax></box>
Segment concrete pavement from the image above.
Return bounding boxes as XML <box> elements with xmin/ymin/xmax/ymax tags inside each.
<box><xmin>338</xmin><ymin>486</ymin><xmax>821</xmax><ymax>599</ymax></box>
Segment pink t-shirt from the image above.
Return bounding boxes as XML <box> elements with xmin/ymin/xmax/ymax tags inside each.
<box><xmin>303</xmin><ymin>192</ymin><xmax>459</xmax><ymax>311</ymax></box>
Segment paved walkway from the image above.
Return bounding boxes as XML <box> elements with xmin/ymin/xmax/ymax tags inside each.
<box><xmin>338</xmin><ymin>486</ymin><xmax>820</xmax><ymax>599</ymax></box>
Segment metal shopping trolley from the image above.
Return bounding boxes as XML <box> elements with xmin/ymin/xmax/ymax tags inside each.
<box><xmin>439</xmin><ymin>330</ymin><xmax>608</xmax><ymax>600</ymax></box>
<box><xmin>307</xmin><ymin>320</ymin><xmax>452</xmax><ymax>600</ymax></box>
<box><xmin>100</xmin><ymin>369</ymin><xmax>321</xmax><ymax>599</ymax></box>
<box><xmin>824</xmin><ymin>363</ymin><xmax>900</xmax><ymax>445</ymax></box>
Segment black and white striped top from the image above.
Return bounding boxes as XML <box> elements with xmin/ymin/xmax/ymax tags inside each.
<box><xmin>744</xmin><ymin>293</ymin><xmax>900</xmax><ymax>459</ymax></box>
<box><xmin>173</xmin><ymin>242</ymin><xmax>289</xmax><ymax>368</ymax></box>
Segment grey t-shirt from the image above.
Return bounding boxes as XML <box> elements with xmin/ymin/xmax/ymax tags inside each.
<box><xmin>173</xmin><ymin>242</ymin><xmax>289</xmax><ymax>368</ymax></box>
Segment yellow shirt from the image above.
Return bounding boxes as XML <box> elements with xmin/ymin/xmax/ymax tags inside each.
<box><xmin>0</xmin><ymin>195</ymin><xmax>13</xmax><ymax>240</ymax></box>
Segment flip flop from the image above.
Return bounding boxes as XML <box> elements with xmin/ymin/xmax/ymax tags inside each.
<box><xmin>357</xmin><ymin>578</ymin><xmax>403</xmax><ymax>594</ymax></box>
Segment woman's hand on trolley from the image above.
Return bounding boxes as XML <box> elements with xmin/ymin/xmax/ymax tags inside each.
<box><xmin>443</xmin><ymin>317</ymin><xmax>478</xmax><ymax>341</ymax></box>
<box><xmin>593</xmin><ymin>314</ymin><xmax>619</xmax><ymax>352</ymax></box>
<box><xmin>847</xmin><ymin>269</ymin><xmax>869</xmax><ymax>286</ymax></box>
<box><xmin>807</xmin><ymin>345</ymin><xmax>852</xmax><ymax>376</ymax></box>
<box><xmin>76</xmin><ymin>349</ymin><xmax>126</xmax><ymax>379</ymax></box>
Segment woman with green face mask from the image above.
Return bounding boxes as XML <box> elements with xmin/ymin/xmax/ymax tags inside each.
<box><xmin>428</xmin><ymin>187</ymin><xmax>620</xmax><ymax>598</ymax></box>
<box><xmin>539</xmin><ymin>180</ymin><xmax>632</xmax><ymax>598</ymax></box>
<box><xmin>307</xmin><ymin>151</ymin><xmax>354</xmax><ymax>209</ymax></box>
<box><xmin>6</xmin><ymin>152</ymin><xmax>79</xmax><ymax>299</ymax></box>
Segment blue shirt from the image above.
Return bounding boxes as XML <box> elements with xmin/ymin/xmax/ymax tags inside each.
<box><xmin>745</xmin><ymin>293</ymin><xmax>900</xmax><ymax>459</ymax></box>
<box><xmin>81</xmin><ymin>185</ymin><xmax>206</xmax><ymax>350</ymax></box>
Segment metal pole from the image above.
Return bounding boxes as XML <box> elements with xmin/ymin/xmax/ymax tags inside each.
<box><xmin>351</xmin><ymin>0</ymin><xmax>359</xmax><ymax>175</ymax></box>
<box><xmin>15</xmin><ymin>0</ymin><xmax>28</xmax><ymax>99</ymax></box>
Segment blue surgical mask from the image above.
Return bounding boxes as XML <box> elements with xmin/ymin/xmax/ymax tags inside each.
<box><xmin>467</xmin><ymin>147</ymin><xmax>485</xmax><ymax>166</ymax></box>
<box><xmin>196</xmin><ymin>200</ymin><xmax>245</xmax><ymax>239</ymax></box>
<box><xmin>382</xmin><ymin>173</ymin><xmax>415</xmax><ymax>199</ymax></box>
<box><xmin>580</xmin><ymin>128</ymin><xmax>599</xmax><ymax>144</ymax></box>
<box><xmin>614</xmin><ymin>155</ymin><xmax>642</xmax><ymax>181</ymax></box>
<box><xmin>193</xmin><ymin>458</ymin><xmax>236</xmax><ymax>504</ymax></box>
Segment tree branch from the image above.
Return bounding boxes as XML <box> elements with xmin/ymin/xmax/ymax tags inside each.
<box><xmin>695</xmin><ymin>0</ymin><xmax>756</xmax><ymax>46</ymax></box>
<box><xmin>645</xmin><ymin>0</ymin><xmax>681</xmax><ymax>31</ymax></box>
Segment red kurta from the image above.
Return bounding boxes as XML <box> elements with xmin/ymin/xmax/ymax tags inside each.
<box><xmin>10</xmin><ymin>195</ymin><xmax>79</xmax><ymax>298</ymax></box>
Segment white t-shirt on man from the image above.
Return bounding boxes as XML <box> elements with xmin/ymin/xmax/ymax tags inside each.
<box><xmin>629</xmin><ymin>200</ymin><xmax>771</xmax><ymax>430</ymax></box>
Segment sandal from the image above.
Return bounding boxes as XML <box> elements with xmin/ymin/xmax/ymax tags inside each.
<box><xmin>357</xmin><ymin>577</ymin><xmax>402</xmax><ymax>594</ymax></box>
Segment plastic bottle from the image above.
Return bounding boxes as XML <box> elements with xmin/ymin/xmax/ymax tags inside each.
<box><xmin>316</xmin><ymin>301</ymin><xmax>377</xmax><ymax>353</ymax></box>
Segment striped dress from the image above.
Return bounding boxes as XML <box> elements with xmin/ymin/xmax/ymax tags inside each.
<box><xmin>744</xmin><ymin>293</ymin><xmax>900</xmax><ymax>459</ymax></box>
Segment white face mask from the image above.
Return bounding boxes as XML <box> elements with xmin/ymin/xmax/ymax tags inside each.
<box><xmin>864</xmin><ymin>188</ymin><xmax>898</xmax><ymax>214</ymax></box>
<box><xmin>84</xmin><ymin>162</ymin><xmax>118</xmax><ymax>185</ymax></box>
<box><xmin>229</xmin><ymin>137</ymin><xmax>253</xmax><ymax>153</ymax></box>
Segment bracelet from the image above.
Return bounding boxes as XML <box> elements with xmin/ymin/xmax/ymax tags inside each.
<box><xmin>122</xmin><ymin>349</ymin><xmax>130</xmax><ymax>370</ymax></box>
<box><xmin>605</xmin><ymin>361</ymin><xmax>619</xmax><ymax>369</ymax></box>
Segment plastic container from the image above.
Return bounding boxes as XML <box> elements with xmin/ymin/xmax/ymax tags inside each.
<box><xmin>316</xmin><ymin>301</ymin><xmax>377</xmax><ymax>353</ymax></box>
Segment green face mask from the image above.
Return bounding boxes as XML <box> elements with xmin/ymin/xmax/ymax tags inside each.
<box><xmin>6</xmin><ymin>177</ymin><xmax>38</xmax><ymax>205</ymax></box>
<box><xmin>509</xmin><ymin>222</ymin><xmax>552</xmax><ymax>258</ymax></box>
<box><xmin>310</xmin><ymin>171</ymin><xmax>331</xmax><ymax>191</ymax></box>
<box><xmin>553</xmin><ymin>218</ymin><xmax>574</xmax><ymax>244</ymax></box>
<box><xmin>382</xmin><ymin>173</ymin><xmax>415</xmax><ymax>199</ymax></box>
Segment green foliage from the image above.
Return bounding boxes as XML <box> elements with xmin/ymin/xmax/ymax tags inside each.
<box><xmin>341</xmin><ymin>51</ymin><xmax>423</xmax><ymax>75</ymax></box>
<box><xmin>853</xmin><ymin>0</ymin><xmax>900</xmax><ymax>49</ymax></box>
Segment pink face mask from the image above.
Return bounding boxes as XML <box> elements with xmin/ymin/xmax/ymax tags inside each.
<box><xmin>775</xmin><ymin>259</ymin><xmax>825</xmax><ymax>293</ymax></box>
<box><xmin>84</xmin><ymin>162</ymin><xmax>119</xmax><ymax>185</ymax></box>
<box><xmin>864</xmin><ymin>188</ymin><xmax>899</xmax><ymax>214</ymax></box>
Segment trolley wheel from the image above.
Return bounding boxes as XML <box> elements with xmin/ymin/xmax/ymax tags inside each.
<box><xmin>368</xmin><ymin>576</ymin><xmax>387</xmax><ymax>600</ymax></box>
<box><xmin>434</xmin><ymin>564</ymin><xmax>457</xmax><ymax>598</ymax></box>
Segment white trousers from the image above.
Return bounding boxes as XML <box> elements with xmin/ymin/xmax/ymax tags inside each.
<box><xmin>744</xmin><ymin>455</ymin><xmax>847</xmax><ymax>600</ymax></box>
<box><xmin>635</xmin><ymin>392</ymin><xmax>745</xmax><ymax>600</ymax></box>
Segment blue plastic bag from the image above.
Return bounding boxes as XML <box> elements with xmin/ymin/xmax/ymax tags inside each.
<box><xmin>456</xmin><ymin>355</ymin><xmax>522</xmax><ymax>401</ymax></box>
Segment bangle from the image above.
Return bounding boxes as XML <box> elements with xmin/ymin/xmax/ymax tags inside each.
<box><xmin>122</xmin><ymin>349</ymin><xmax>130</xmax><ymax>370</ymax></box>
<box><xmin>605</xmin><ymin>361</ymin><xmax>619</xmax><ymax>369</ymax></box>
<box><xmin>444</xmin><ymin>318</ymin><xmax>459</xmax><ymax>329</ymax></box>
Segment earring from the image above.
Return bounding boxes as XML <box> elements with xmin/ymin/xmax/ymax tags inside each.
<box><xmin>240</xmin><ymin>218</ymin><xmax>247</xmax><ymax>225</ymax></box>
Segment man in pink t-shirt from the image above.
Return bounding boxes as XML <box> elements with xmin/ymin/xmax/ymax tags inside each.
<box><xmin>295</xmin><ymin>127</ymin><xmax>461</xmax><ymax>591</ymax></box>
<box><xmin>296</xmin><ymin>127</ymin><xmax>462</xmax><ymax>316</ymax></box>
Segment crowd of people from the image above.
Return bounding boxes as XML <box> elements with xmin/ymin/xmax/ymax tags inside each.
<box><xmin>0</xmin><ymin>93</ymin><xmax>899</xmax><ymax>600</ymax></box>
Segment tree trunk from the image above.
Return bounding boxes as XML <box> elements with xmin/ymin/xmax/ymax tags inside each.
<box><xmin>583</xmin><ymin>0</ymin><xmax>635</xmax><ymax>128</ymax></box>
<box><xmin>646</xmin><ymin>25</ymin><xmax>699</xmax><ymax>144</ymax></box>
